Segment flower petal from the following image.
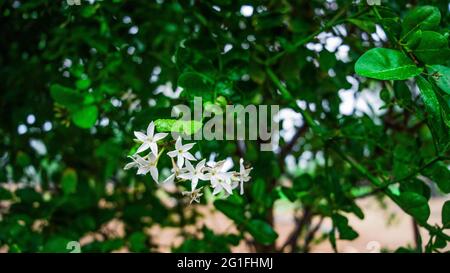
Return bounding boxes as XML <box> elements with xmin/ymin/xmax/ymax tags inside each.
<box><xmin>149</xmin><ymin>143</ymin><xmax>158</xmax><ymax>156</ymax></box>
<box><xmin>149</xmin><ymin>166</ymin><xmax>159</xmax><ymax>183</ymax></box>
<box><xmin>183</xmin><ymin>152</ymin><xmax>196</xmax><ymax>161</ymax></box>
<box><xmin>181</xmin><ymin>142</ymin><xmax>195</xmax><ymax>151</ymax></box>
<box><xmin>153</xmin><ymin>133</ymin><xmax>168</xmax><ymax>142</ymax></box>
<box><xmin>222</xmin><ymin>182</ymin><xmax>233</xmax><ymax>195</ymax></box>
<box><xmin>136</xmin><ymin>142</ymin><xmax>151</xmax><ymax>153</ymax></box>
<box><xmin>167</xmin><ymin>150</ymin><xmax>177</xmax><ymax>157</ymax></box>
<box><xmin>177</xmin><ymin>155</ymin><xmax>185</xmax><ymax>168</ymax></box>
<box><xmin>175</xmin><ymin>136</ymin><xmax>182</xmax><ymax>150</ymax></box>
<box><xmin>147</xmin><ymin>121</ymin><xmax>155</xmax><ymax>137</ymax></box>
<box><xmin>134</xmin><ymin>131</ymin><xmax>147</xmax><ymax>141</ymax></box>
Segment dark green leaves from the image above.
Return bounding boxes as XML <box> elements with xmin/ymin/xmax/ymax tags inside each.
<box><xmin>61</xmin><ymin>168</ymin><xmax>78</xmax><ymax>195</ymax></box>
<box><xmin>244</xmin><ymin>219</ymin><xmax>278</xmax><ymax>245</ymax></box>
<box><xmin>412</xmin><ymin>31</ymin><xmax>450</xmax><ymax>64</ymax></box>
<box><xmin>355</xmin><ymin>48</ymin><xmax>422</xmax><ymax>80</ymax></box>
<box><xmin>422</xmin><ymin>162</ymin><xmax>450</xmax><ymax>194</ymax></box>
<box><xmin>429</xmin><ymin>65</ymin><xmax>450</xmax><ymax>95</ymax></box>
<box><xmin>50</xmin><ymin>84</ymin><xmax>98</xmax><ymax>129</ymax></box>
<box><xmin>178</xmin><ymin>72</ymin><xmax>212</xmax><ymax>100</ymax></box>
<box><xmin>398</xmin><ymin>192</ymin><xmax>430</xmax><ymax>223</ymax></box>
<box><xmin>333</xmin><ymin>214</ymin><xmax>358</xmax><ymax>240</ymax></box>
<box><xmin>50</xmin><ymin>84</ymin><xmax>83</xmax><ymax>109</ymax></box>
<box><xmin>214</xmin><ymin>199</ymin><xmax>246</xmax><ymax>224</ymax></box>
<box><xmin>442</xmin><ymin>201</ymin><xmax>450</xmax><ymax>229</ymax></box>
<box><xmin>416</xmin><ymin>76</ymin><xmax>441</xmax><ymax>124</ymax></box>
<box><xmin>401</xmin><ymin>6</ymin><xmax>441</xmax><ymax>38</ymax></box>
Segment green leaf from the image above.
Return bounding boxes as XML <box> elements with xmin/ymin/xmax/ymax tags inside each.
<box><xmin>75</xmin><ymin>78</ymin><xmax>91</xmax><ymax>90</ymax></box>
<box><xmin>398</xmin><ymin>192</ymin><xmax>430</xmax><ymax>223</ymax></box>
<box><xmin>333</xmin><ymin>214</ymin><xmax>358</xmax><ymax>240</ymax></box>
<box><xmin>214</xmin><ymin>199</ymin><xmax>246</xmax><ymax>224</ymax></box>
<box><xmin>429</xmin><ymin>65</ymin><xmax>450</xmax><ymax>95</ymax></box>
<box><xmin>422</xmin><ymin>162</ymin><xmax>450</xmax><ymax>194</ymax></box>
<box><xmin>178</xmin><ymin>72</ymin><xmax>212</xmax><ymax>100</ymax></box>
<box><xmin>50</xmin><ymin>84</ymin><xmax>83</xmax><ymax>109</ymax></box>
<box><xmin>72</xmin><ymin>105</ymin><xmax>98</xmax><ymax>129</ymax></box>
<box><xmin>401</xmin><ymin>6</ymin><xmax>441</xmax><ymax>38</ymax></box>
<box><xmin>245</xmin><ymin>219</ymin><xmax>278</xmax><ymax>245</ymax></box>
<box><xmin>61</xmin><ymin>168</ymin><xmax>78</xmax><ymax>195</ymax></box>
<box><xmin>251</xmin><ymin>178</ymin><xmax>266</xmax><ymax>200</ymax></box>
<box><xmin>412</xmin><ymin>31</ymin><xmax>450</xmax><ymax>64</ymax></box>
<box><xmin>347</xmin><ymin>18</ymin><xmax>376</xmax><ymax>33</ymax></box>
<box><xmin>442</xmin><ymin>201</ymin><xmax>450</xmax><ymax>229</ymax></box>
<box><xmin>154</xmin><ymin>119</ymin><xmax>202</xmax><ymax>135</ymax></box>
<box><xmin>416</xmin><ymin>76</ymin><xmax>441</xmax><ymax>123</ymax></box>
<box><xmin>355</xmin><ymin>48</ymin><xmax>422</xmax><ymax>80</ymax></box>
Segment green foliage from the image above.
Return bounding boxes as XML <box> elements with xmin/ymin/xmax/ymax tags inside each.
<box><xmin>0</xmin><ymin>0</ymin><xmax>449</xmax><ymax>253</ymax></box>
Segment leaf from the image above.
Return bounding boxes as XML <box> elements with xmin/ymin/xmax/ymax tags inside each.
<box><xmin>251</xmin><ymin>178</ymin><xmax>266</xmax><ymax>200</ymax></box>
<box><xmin>61</xmin><ymin>168</ymin><xmax>78</xmax><ymax>195</ymax></box>
<box><xmin>75</xmin><ymin>78</ymin><xmax>91</xmax><ymax>90</ymax></box>
<box><xmin>347</xmin><ymin>18</ymin><xmax>376</xmax><ymax>33</ymax></box>
<box><xmin>72</xmin><ymin>105</ymin><xmax>98</xmax><ymax>129</ymax></box>
<box><xmin>154</xmin><ymin>119</ymin><xmax>202</xmax><ymax>135</ymax></box>
<box><xmin>50</xmin><ymin>84</ymin><xmax>83</xmax><ymax>109</ymax></box>
<box><xmin>178</xmin><ymin>72</ymin><xmax>212</xmax><ymax>100</ymax></box>
<box><xmin>214</xmin><ymin>199</ymin><xmax>246</xmax><ymax>224</ymax></box>
<box><xmin>333</xmin><ymin>214</ymin><xmax>358</xmax><ymax>240</ymax></box>
<box><xmin>422</xmin><ymin>162</ymin><xmax>450</xmax><ymax>194</ymax></box>
<box><xmin>442</xmin><ymin>201</ymin><xmax>450</xmax><ymax>229</ymax></box>
<box><xmin>398</xmin><ymin>192</ymin><xmax>430</xmax><ymax>223</ymax></box>
<box><xmin>416</xmin><ymin>76</ymin><xmax>441</xmax><ymax>122</ymax></box>
<box><xmin>245</xmin><ymin>219</ymin><xmax>278</xmax><ymax>245</ymax></box>
<box><xmin>428</xmin><ymin>65</ymin><xmax>450</xmax><ymax>95</ymax></box>
<box><xmin>401</xmin><ymin>6</ymin><xmax>441</xmax><ymax>38</ymax></box>
<box><xmin>412</xmin><ymin>31</ymin><xmax>450</xmax><ymax>64</ymax></box>
<box><xmin>355</xmin><ymin>48</ymin><xmax>422</xmax><ymax>80</ymax></box>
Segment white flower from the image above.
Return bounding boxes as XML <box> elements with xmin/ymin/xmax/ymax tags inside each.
<box><xmin>205</xmin><ymin>160</ymin><xmax>233</xmax><ymax>195</ymax></box>
<box><xmin>167</xmin><ymin>137</ymin><xmax>196</xmax><ymax>168</ymax></box>
<box><xmin>161</xmin><ymin>157</ymin><xmax>183</xmax><ymax>184</ymax></box>
<box><xmin>182</xmin><ymin>187</ymin><xmax>204</xmax><ymax>204</ymax></box>
<box><xmin>134</xmin><ymin>121</ymin><xmax>168</xmax><ymax>155</ymax></box>
<box><xmin>178</xmin><ymin>159</ymin><xmax>208</xmax><ymax>191</ymax></box>
<box><xmin>135</xmin><ymin>153</ymin><xmax>159</xmax><ymax>183</ymax></box>
<box><xmin>232</xmin><ymin>158</ymin><xmax>252</xmax><ymax>195</ymax></box>
<box><xmin>124</xmin><ymin>155</ymin><xmax>140</xmax><ymax>170</ymax></box>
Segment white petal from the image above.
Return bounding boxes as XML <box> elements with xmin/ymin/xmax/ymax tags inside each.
<box><xmin>147</xmin><ymin>121</ymin><xmax>155</xmax><ymax>137</ymax></box>
<box><xmin>136</xmin><ymin>142</ymin><xmax>151</xmax><ymax>153</ymax></box>
<box><xmin>175</xmin><ymin>136</ymin><xmax>182</xmax><ymax>149</ymax></box>
<box><xmin>167</xmin><ymin>150</ymin><xmax>177</xmax><ymax>157</ymax></box>
<box><xmin>212</xmin><ymin>185</ymin><xmax>222</xmax><ymax>195</ymax></box>
<box><xmin>177</xmin><ymin>155</ymin><xmax>185</xmax><ymax>168</ymax></box>
<box><xmin>134</xmin><ymin>131</ymin><xmax>147</xmax><ymax>141</ymax></box>
<box><xmin>196</xmin><ymin>159</ymin><xmax>206</xmax><ymax>170</ymax></box>
<box><xmin>137</xmin><ymin>165</ymin><xmax>150</xmax><ymax>175</ymax></box>
<box><xmin>149</xmin><ymin>143</ymin><xmax>158</xmax><ymax>156</ymax></box>
<box><xmin>184</xmin><ymin>160</ymin><xmax>195</xmax><ymax>172</ymax></box>
<box><xmin>191</xmin><ymin>179</ymin><xmax>199</xmax><ymax>191</ymax></box>
<box><xmin>197</xmin><ymin>173</ymin><xmax>209</xmax><ymax>181</ymax></box>
<box><xmin>222</xmin><ymin>182</ymin><xmax>233</xmax><ymax>195</ymax></box>
<box><xmin>178</xmin><ymin>173</ymin><xmax>193</xmax><ymax>180</ymax></box>
<box><xmin>150</xmin><ymin>167</ymin><xmax>159</xmax><ymax>183</ymax></box>
<box><xmin>124</xmin><ymin>162</ymin><xmax>136</xmax><ymax>170</ymax></box>
<box><xmin>162</xmin><ymin>173</ymin><xmax>175</xmax><ymax>184</ymax></box>
<box><xmin>181</xmin><ymin>142</ymin><xmax>195</xmax><ymax>151</ymax></box>
<box><xmin>183</xmin><ymin>152</ymin><xmax>196</xmax><ymax>161</ymax></box>
<box><xmin>153</xmin><ymin>133</ymin><xmax>168</xmax><ymax>142</ymax></box>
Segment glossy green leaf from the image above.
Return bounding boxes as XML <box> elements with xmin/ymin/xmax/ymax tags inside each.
<box><xmin>72</xmin><ymin>105</ymin><xmax>98</xmax><ymax>129</ymax></box>
<box><xmin>398</xmin><ymin>192</ymin><xmax>430</xmax><ymax>223</ymax></box>
<box><xmin>412</xmin><ymin>31</ymin><xmax>450</xmax><ymax>64</ymax></box>
<box><xmin>245</xmin><ymin>219</ymin><xmax>278</xmax><ymax>245</ymax></box>
<box><xmin>355</xmin><ymin>48</ymin><xmax>422</xmax><ymax>80</ymax></box>
<box><xmin>333</xmin><ymin>214</ymin><xmax>358</xmax><ymax>240</ymax></box>
<box><xmin>401</xmin><ymin>6</ymin><xmax>441</xmax><ymax>38</ymax></box>
<box><xmin>429</xmin><ymin>65</ymin><xmax>450</xmax><ymax>95</ymax></box>
<box><xmin>50</xmin><ymin>84</ymin><xmax>83</xmax><ymax>109</ymax></box>
<box><xmin>214</xmin><ymin>199</ymin><xmax>246</xmax><ymax>224</ymax></box>
<box><xmin>442</xmin><ymin>201</ymin><xmax>450</xmax><ymax>229</ymax></box>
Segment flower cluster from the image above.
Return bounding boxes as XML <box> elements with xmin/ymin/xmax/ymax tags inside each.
<box><xmin>124</xmin><ymin>121</ymin><xmax>252</xmax><ymax>203</ymax></box>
